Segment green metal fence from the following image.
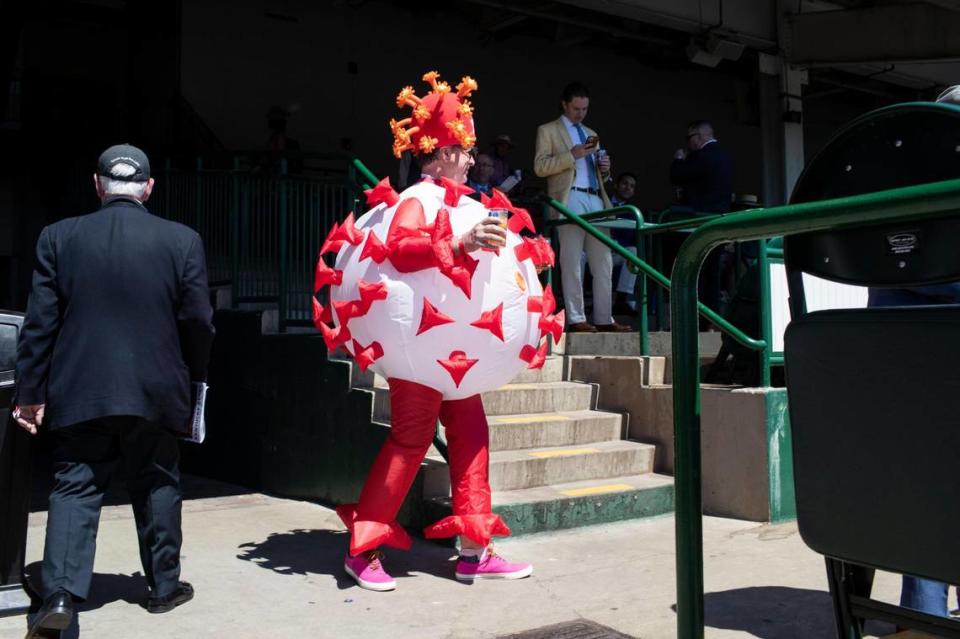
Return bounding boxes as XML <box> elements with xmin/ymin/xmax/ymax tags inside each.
<box><xmin>149</xmin><ymin>158</ymin><xmax>357</xmax><ymax>331</ymax></box>
<box><xmin>669</xmin><ymin>176</ymin><xmax>960</xmax><ymax>639</ymax></box>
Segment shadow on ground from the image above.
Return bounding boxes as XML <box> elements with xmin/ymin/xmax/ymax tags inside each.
<box><xmin>699</xmin><ymin>586</ymin><xmax>896</xmax><ymax>638</ymax></box>
<box><xmin>20</xmin><ymin>561</ymin><xmax>152</xmax><ymax>639</ymax></box>
<box><xmin>235</xmin><ymin>528</ymin><xmax>459</xmax><ymax>590</ymax></box>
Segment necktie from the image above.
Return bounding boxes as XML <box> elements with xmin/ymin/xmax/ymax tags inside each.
<box><xmin>574</xmin><ymin>123</ymin><xmax>599</xmax><ymax>191</ymax></box>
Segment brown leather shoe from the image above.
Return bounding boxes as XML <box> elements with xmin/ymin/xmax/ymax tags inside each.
<box><xmin>567</xmin><ymin>322</ymin><xmax>598</xmax><ymax>333</ymax></box>
<box><xmin>595</xmin><ymin>322</ymin><xmax>633</xmax><ymax>333</ymax></box>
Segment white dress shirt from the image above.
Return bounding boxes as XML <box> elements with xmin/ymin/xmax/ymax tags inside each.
<box><xmin>561</xmin><ymin>115</ymin><xmax>594</xmax><ymax>190</ymax></box>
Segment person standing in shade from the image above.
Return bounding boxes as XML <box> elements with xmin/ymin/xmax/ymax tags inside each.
<box><xmin>534</xmin><ymin>82</ymin><xmax>630</xmax><ymax>333</ymax></box>
<box><xmin>669</xmin><ymin>120</ymin><xmax>735</xmax><ymax>318</ymax></box>
<box><xmin>14</xmin><ymin>144</ymin><xmax>214</xmax><ymax>637</ymax></box>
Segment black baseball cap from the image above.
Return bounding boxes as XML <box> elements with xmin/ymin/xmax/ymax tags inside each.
<box><xmin>97</xmin><ymin>144</ymin><xmax>151</xmax><ymax>182</ymax></box>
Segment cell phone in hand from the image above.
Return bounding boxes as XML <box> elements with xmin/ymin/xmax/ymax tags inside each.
<box><xmin>585</xmin><ymin>135</ymin><xmax>599</xmax><ymax>147</ymax></box>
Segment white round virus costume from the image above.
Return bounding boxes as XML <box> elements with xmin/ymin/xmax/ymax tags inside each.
<box><xmin>312</xmin><ymin>71</ymin><xmax>561</xmax><ymax>556</ymax></box>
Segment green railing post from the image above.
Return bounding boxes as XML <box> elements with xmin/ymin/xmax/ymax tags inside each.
<box><xmin>278</xmin><ymin>158</ymin><xmax>289</xmax><ymax>332</ymax></box>
<box><xmin>757</xmin><ymin>239</ymin><xmax>773</xmax><ymax>386</ymax></box>
<box><xmin>670</xmin><ymin>177</ymin><xmax>960</xmax><ymax>639</ymax></box>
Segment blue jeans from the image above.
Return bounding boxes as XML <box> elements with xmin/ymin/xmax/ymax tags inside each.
<box><xmin>900</xmin><ymin>576</ymin><xmax>948</xmax><ymax>616</ymax></box>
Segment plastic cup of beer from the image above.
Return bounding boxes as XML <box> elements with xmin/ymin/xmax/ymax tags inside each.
<box><xmin>490</xmin><ymin>208</ymin><xmax>509</xmax><ymax>246</ymax></box>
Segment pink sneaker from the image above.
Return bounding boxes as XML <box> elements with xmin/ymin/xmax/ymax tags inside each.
<box><xmin>344</xmin><ymin>551</ymin><xmax>396</xmax><ymax>591</ymax></box>
<box><xmin>455</xmin><ymin>547</ymin><xmax>533</xmax><ymax>582</ymax></box>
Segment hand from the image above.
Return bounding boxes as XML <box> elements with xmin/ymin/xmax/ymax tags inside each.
<box><xmin>13</xmin><ymin>404</ymin><xmax>44</xmax><ymax>435</ymax></box>
<box><xmin>570</xmin><ymin>143</ymin><xmax>595</xmax><ymax>159</ymax></box>
<box><xmin>598</xmin><ymin>154</ymin><xmax>611</xmax><ymax>175</ymax></box>
<box><xmin>674</xmin><ymin>148</ymin><xmax>686</xmax><ymax>160</ymax></box>
<box><xmin>461</xmin><ymin>218</ymin><xmax>507</xmax><ymax>252</ymax></box>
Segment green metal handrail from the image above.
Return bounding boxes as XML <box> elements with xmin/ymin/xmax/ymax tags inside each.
<box><xmin>670</xmin><ymin>176</ymin><xmax>960</xmax><ymax>639</ymax></box>
<box><xmin>541</xmin><ymin>198</ymin><xmax>766</xmax><ymax>355</ymax></box>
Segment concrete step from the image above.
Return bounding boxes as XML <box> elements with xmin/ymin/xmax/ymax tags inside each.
<box><xmin>556</xmin><ymin>330</ymin><xmax>722</xmax><ymax>357</ymax></box>
<box><xmin>510</xmin><ymin>356</ymin><xmax>564</xmax><ymax>384</ymax></box>
<box><xmin>372</xmin><ymin>381</ymin><xmax>596</xmax><ymax>422</ymax></box>
<box><xmin>347</xmin><ymin>356</ymin><xmax>564</xmax><ymax>390</ymax></box>
<box><xmin>422</xmin><ymin>472</ymin><xmax>674</xmax><ymax>536</ymax></box>
<box><xmin>487</xmin><ymin>409</ymin><xmax>625</xmax><ymax>452</ymax></box>
<box><xmin>485</xmin><ymin>440</ymin><xmax>656</xmax><ymax>492</ymax></box>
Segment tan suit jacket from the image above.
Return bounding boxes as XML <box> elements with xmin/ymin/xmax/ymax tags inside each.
<box><xmin>534</xmin><ymin>117</ymin><xmax>611</xmax><ymax>218</ymax></box>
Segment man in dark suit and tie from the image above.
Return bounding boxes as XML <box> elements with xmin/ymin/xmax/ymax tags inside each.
<box><xmin>669</xmin><ymin>120</ymin><xmax>735</xmax><ymax>318</ymax></box>
<box><xmin>14</xmin><ymin>144</ymin><xmax>215</xmax><ymax>637</ymax></box>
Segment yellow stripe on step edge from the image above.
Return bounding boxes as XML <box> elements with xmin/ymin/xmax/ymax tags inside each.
<box><xmin>560</xmin><ymin>484</ymin><xmax>634</xmax><ymax>498</ymax></box>
<box><xmin>495</xmin><ymin>414</ymin><xmax>571</xmax><ymax>424</ymax></box>
<box><xmin>528</xmin><ymin>447</ymin><xmax>599</xmax><ymax>458</ymax></box>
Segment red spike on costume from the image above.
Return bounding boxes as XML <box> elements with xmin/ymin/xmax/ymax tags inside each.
<box><xmin>507</xmin><ymin>206</ymin><xmax>535</xmax><ymax>234</ymax></box>
<box><xmin>333</xmin><ymin>299</ymin><xmax>362</xmax><ymax>324</ymax></box>
<box><xmin>423</xmin><ymin>513</ymin><xmax>511</xmax><ymax>547</ymax></box>
<box><xmin>363</xmin><ymin>177</ymin><xmax>400</xmax><ymax>208</ymax></box>
<box><xmin>462</xmin><ymin>251</ymin><xmax>479</xmax><ymax>278</ymax></box>
<box><xmin>314</xmin><ymin>258</ymin><xmax>343</xmax><ymax>290</ymax></box>
<box><xmin>320</xmin><ymin>222</ymin><xmax>344</xmax><ymax>256</ymax></box>
<box><xmin>532</xmin><ymin>235</ymin><xmax>555</xmax><ymax>267</ymax></box>
<box><xmin>432</xmin><ymin>207</ymin><xmax>453</xmax><ymax>241</ymax></box>
<box><xmin>311</xmin><ymin>297</ymin><xmax>331</xmax><ymax>330</ymax></box>
<box><xmin>352</xmin><ymin>339</ymin><xmax>384</xmax><ymax>372</ymax></box>
<box><xmin>335</xmin><ymin>504</ymin><xmax>413</xmax><ymax>555</ymax></box>
<box><xmin>527</xmin><ymin>295</ymin><xmax>543</xmax><ymax>313</ymax></box>
<box><xmin>439</xmin><ymin>176</ymin><xmax>474</xmax><ymax>207</ymax></box>
<box><xmin>539</xmin><ymin>309</ymin><xmax>565</xmax><ymax>343</ymax></box>
<box><xmin>358</xmin><ymin>279</ymin><xmax>388</xmax><ymax>313</ymax></box>
<box><xmin>514</xmin><ymin>235</ymin><xmax>555</xmax><ymax>267</ymax></box>
<box><xmin>430</xmin><ymin>207</ymin><xmax>455</xmax><ymax>271</ymax></box>
<box><xmin>437</xmin><ymin>350</ymin><xmax>478</xmax><ymax>388</ymax></box>
<box><xmin>470</xmin><ymin>303</ymin><xmax>504</xmax><ymax>341</ymax></box>
<box><xmin>329</xmin><ymin>212</ymin><xmax>364</xmax><ymax>246</ymax></box>
<box><xmin>542</xmin><ymin>285</ymin><xmax>557</xmax><ymax>315</ymax></box>
<box><xmin>519</xmin><ymin>340</ymin><xmax>549</xmax><ymax>369</ymax></box>
<box><xmin>417</xmin><ymin>297</ymin><xmax>456</xmax><ymax>335</ymax></box>
<box><xmin>359</xmin><ymin>230</ymin><xmax>389</xmax><ymax>263</ymax></box>
<box><xmin>319</xmin><ymin>321</ymin><xmax>352</xmax><ymax>352</ymax></box>
<box><xmin>443</xmin><ymin>266</ymin><xmax>473</xmax><ymax>299</ymax></box>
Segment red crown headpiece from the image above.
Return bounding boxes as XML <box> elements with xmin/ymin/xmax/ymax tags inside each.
<box><xmin>390</xmin><ymin>71</ymin><xmax>478</xmax><ymax>158</ymax></box>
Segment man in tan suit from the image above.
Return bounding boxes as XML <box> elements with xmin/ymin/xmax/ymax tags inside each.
<box><xmin>534</xmin><ymin>82</ymin><xmax>630</xmax><ymax>333</ymax></box>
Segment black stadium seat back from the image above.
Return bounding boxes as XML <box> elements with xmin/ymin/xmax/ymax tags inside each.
<box><xmin>786</xmin><ymin>102</ymin><xmax>960</xmax><ymax>288</ymax></box>
<box><xmin>784</xmin><ymin>306</ymin><xmax>960</xmax><ymax>585</ymax></box>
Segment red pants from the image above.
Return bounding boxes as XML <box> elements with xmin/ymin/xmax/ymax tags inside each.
<box><xmin>336</xmin><ymin>378</ymin><xmax>509</xmax><ymax>556</ymax></box>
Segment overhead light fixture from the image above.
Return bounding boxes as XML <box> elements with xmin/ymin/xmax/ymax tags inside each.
<box><xmin>686</xmin><ymin>35</ymin><xmax>745</xmax><ymax>68</ymax></box>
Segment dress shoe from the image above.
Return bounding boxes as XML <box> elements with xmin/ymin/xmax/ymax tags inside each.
<box><xmin>595</xmin><ymin>322</ymin><xmax>633</xmax><ymax>333</ymax></box>
<box><xmin>566</xmin><ymin>322</ymin><xmax>598</xmax><ymax>333</ymax></box>
<box><xmin>146</xmin><ymin>581</ymin><xmax>194</xmax><ymax>614</ymax></box>
<box><xmin>26</xmin><ymin>590</ymin><xmax>73</xmax><ymax>638</ymax></box>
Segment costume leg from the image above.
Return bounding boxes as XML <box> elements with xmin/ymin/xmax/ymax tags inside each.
<box><xmin>122</xmin><ymin>418</ymin><xmax>183</xmax><ymax>597</ymax></box>
<box><xmin>423</xmin><ymin>394</ymin><xmax>509</xmax><ymax>547</ymax></box>
<box><xmin>41</xmin><ymin>420</ymin><xmax>118</xmax><ymax>600</ymax></box>
<box><xmin>337</xmin><ymin>378</ymin><xmax>442</xmax><ymax>555</ymax></box>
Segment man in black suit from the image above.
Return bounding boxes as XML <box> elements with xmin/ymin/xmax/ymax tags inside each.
<box><xmin>669</xmin><ymin>120</ymin><xmax>735</xmax><ymax>319</ymax></box>
<box><xmin>14</xmin><ymin>144</ymin><xmax>215</xmax><ymax>637</ymax></box>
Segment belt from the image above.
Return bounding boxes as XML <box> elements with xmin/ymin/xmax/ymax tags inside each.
<box><xmin>571</xmin><ymin>186</ymin><xmax>599</xmax><ymax>195</ymax></box>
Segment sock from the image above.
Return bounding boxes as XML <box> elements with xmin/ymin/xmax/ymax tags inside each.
<box><xmin>459</xmin><ymin>547</ymin><xmax>486</xmax><ymax>563</ymax></box>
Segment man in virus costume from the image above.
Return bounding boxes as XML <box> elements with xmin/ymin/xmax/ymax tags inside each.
<box><xmin>312</xmin><ymin>71</ymin><xmax>561</xmax><ymax>591</ymax></box>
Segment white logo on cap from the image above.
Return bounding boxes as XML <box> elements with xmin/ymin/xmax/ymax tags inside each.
<box><xmin>109</xmin><ymin>161</ymin><xmax>138</xmax><ymax>178</ymax></box>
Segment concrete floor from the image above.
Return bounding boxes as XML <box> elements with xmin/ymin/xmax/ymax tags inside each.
<box><xmin>0</xmin><ymin>478</ymin><xmax>919</xmax><ymax>639</ymax></box>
